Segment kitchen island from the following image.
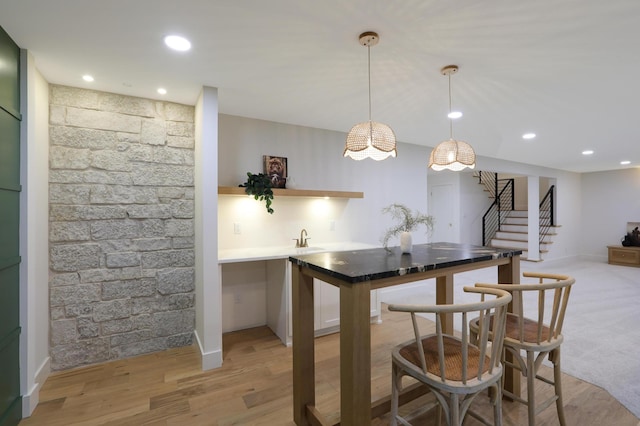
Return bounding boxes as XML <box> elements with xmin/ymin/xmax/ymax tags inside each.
<box><xmin>289</xmin><ymin>242</ymin><xmax>522</xmax><ymax>426</ymax></box>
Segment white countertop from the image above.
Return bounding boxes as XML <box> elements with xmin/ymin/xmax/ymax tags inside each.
<box><xmin>218</xmin><ymin>242</ymin><xmax>378</xmax><ymax>263</ymax></box>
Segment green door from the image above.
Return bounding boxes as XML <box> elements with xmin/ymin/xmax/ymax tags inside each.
<box><xmin>0</xmin><ymin>25</ymin><xmax>22</xmax><ymax>426</ymax></box>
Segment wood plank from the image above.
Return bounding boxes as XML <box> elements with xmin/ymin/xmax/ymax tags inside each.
<box><xmin>218</xmin><ymin>186</ymin><xmax>363</xmax><ymax>199</ymax></box>
<box><xmin>19</xmin><ymin>305</ymin><xmax>639</xmax><ymax>426</ymax></box>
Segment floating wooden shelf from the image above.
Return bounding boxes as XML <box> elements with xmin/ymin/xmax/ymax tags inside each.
<box><xmin>218</xmin><ymin>186</ymin><xmax>363</xmax><ymax>199</ymax></box>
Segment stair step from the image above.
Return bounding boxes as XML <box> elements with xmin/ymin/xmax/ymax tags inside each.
<box><xmin>491</xmin><ymin>239</ymin><xmax>552</xmax><ymax>250</ymax></box>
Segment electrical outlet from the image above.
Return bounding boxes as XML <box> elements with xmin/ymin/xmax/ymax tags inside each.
<box><xmin>234</xmin><ymin>293</ymin><xmax>241</xmax><ymax>304</ymax></box>
<box><xmin>329</xmin><ymin>221</ymin><xmax>336</xmax><ymax>231</ymax></box>
<box><xmin>233</xmin><ymin>222</ymin><xmax>241</xmax><ymax>234</ymax></box>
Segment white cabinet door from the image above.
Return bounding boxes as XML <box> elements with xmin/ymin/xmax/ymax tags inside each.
<box><xmin>313</xmin><ymin>279</ymin><xmax>381</xmax><ymax>334</ymax></box>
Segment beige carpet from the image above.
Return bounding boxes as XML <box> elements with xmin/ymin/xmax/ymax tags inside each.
<box><xmin>379</xmin><ymin>256</ymin><xmax>640</xmax><ymax>419</ymax></box>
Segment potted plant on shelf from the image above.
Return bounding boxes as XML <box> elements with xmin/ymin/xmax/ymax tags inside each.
<box><xmin>240</xmin><ymin>172</ymin><xmax>275</xmax><ymax>214</ymax></box>
<box><xmin>381</xmin><ymin>203</ymin><xmax>434</xmax><ymax>254</ymax></box>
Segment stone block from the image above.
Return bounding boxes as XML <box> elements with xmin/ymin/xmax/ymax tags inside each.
<box><xmin>163</xmin><ymin>102</ymin><xmax>194</xmax><ymax>122</ymax></box>
<box><xmin>50</xmin><ymin>85</ymin><xmax>99</xmax><ymax>109</ymax></box>
<box><xmin>105</xmin><ymin>252</ymin><xmax>140</xmax><ymax>268</ymax></box>
<box><xmin>50</xmin><ymin>244</ymin><xmax>101</xmax><ymax>271</ymax></box>
<box><xmin>101</xmin><ymin>318</ymin><xmax>133</xmax><ymax>335</ymax></box>
<box><xmin>153</xmin><ymin>309</ymin><xmax>195</xmax><ymax>337</ymax></box>
<box><xmin>128</xmin><ymin>145</ymin><xmax>153</xmax><ymax>162</ymax></box>
<box><xmin>165</xmin><ymin>219</ymin><xmax>194</xmax><ymax>237</ymax></box>
<box><xmin>50</xmin><ymin>146</ymin><xmax>91</xmax><ymax>169</ymax></box>
<box><xmin>110</xmin><ymin>330</ymin><xmax>153</xmax><ymax>347</ymax></box>
<box><xmin>109</xmin><ymin>337</ymin><xmax>167</xmax><ymax>359</ymax></box>
<box><xmin>83</xmin><ymin>171</ymin><xmax>133</xmax><ymax>185</ymax></box>
<box><xmin>50</xmin><ymin>221</ymin><xmax>91</xmax><ymax>242</ymax></box>
<box><xmin>51</xmin><ymin>307</ymin><xmax>66</xmax><ymax>320</ymax></box>
<box><xmin>158</xmin><ymin>294</ymin><xmax>195</xmax><ymax>311</ymax></box>
<box><xmin>50</xmin><ymin>284</ymin><xmax>101</xmax><ymax>307</ymax></box>
<box><xmin>101</xmin><ymin>278</ymin><xmax>156</xmax><ymax>300</ymax></box>
<box><xmin>98</xmin><ymin>92</ymin><xmax>157</xmax><ymax>117</ymax></box>
<box><xmin>167</xmin><ymin>332</ymin><xmax>193</xmax><ymax>348</ymax></box>
<box><xmin>49</xmin><ymin>106</ymin><xmax>66</xmax><ymax>125</ymax></box>
<box><xmin>50</xmin><ymin>205</ymin><xmax>127</xmax><ymax>221</ymax></box>
<box><xmin>80</xmin><ymin>259</ymin><xmax>118</xmax><ymax>281</ymax></box>
<box><xmin>93</xmin><ymin>299</ymin><xmax>132</xmax><ymax>322</ymax></box>
<box><xmin>157</xmin><ymin>187</ymin><xmax>187</xmax><ymax>199</ymax></box>
<box><xmin>172</xmin><ymin>237</ymin><xmax>194</xmax><ymax>249</ymax></box>
<box><xmin>65</xmin><ymin>304</ymin><xmax>93</xmax><ymax>318</ymax></box>
<box><xmin>133</xmin><ymin>314</ymin><xmax>153</xmax><ymax>330</ymax></box>
<box><xmin>65</xmin><ymin>107</ymin><xmax>142</xmax><ymax>133</ymax></box>
<box><xmin>157</xmin><ymin>268</ymin><xmax>195</xmax><ymax>295</ymax></box>
<box><xmin>91</xmin><ymin>220</ymin><xmax>141</xmax><ymax>240</ymax></box>
<box><xmin>132</xmin><ymin>297</ymin><xmax>157</xmax><ymax>315</ymax></box>
<box><xmin>49</xmin><ymin>170</ymin><xmax>85</xmax><ymax>184</ymax></box>
<box><xmin>132</xmin><ymin>163</ymin><xmax>193</xmax><ymax>186</ymax></box>
<box><xmin>50</xmin><ymin>338</ymin><xmax>110</xmax><ymax>370</ymax></box>
<box><xmin>166</xmin><ymin>136</ymin><xmax>194</xmax><ymax>149</ymax></box>
<box><xmin>140</xmin><ymin>219</ymin><xmax>165</xmax><ymax>238</ymax></box>
<box><xmin>167</xmin><ymin>121</ymin><xmax>194</xmax><ymax>137</ymax></box>
<box><xmin>141</xmin><ymin>249</ymin><xmax>195</xmax><ymax>269</ymax></box>
<box><xmin>126</xmin><ymin>204</ymin><xmax>172</xmax><ymax>219</ymax></box>
<box><xmin>78</xmin><ymin>317</ymin><xmax>100</xmax><ymax>339</ymax></box>
<box><xmin>153</xmin><ymin>146</ymin><xmax>193</xmax><ymax>165</ymax></box>
<box><xmin>97</xmin><ymin>239</ymin><xmax>137</xmax><ymax>253</ymax></box>
<box><xmin>51</xmin><ymin>319</ymin><xmax>78</xmax><ymax>345</ymax></box>
<box><xmin>50</xmin><ymin>125</ymin><xmax>119</xmax><ymax>150</ymax></box>
<box><xmin>117</xmin><ymin>132</ymin><xmax>140</xmax><ymax>143</ymax></box>
<box><xmin>50</xmin><ymin>272</ymin><xmax>80</xmax><ymax>287</ymax></box>
<box><xmin>91</xmin><ymin>150</ymin><xmax>131</xmax><ymax>171</ymax></box>
<box><xmin>49</xmin><ymin>184</ymin><xmax>91</xmax><ymax>204</ymax></box>
<box><xmin>170</xmin><ymin>200</ymin><xmax>194</xmax><ymax>219</ymax></box>
<box><xmin>140</xmin><ymin>118</ymin><xmax>166</xmax><ymax>145</ymax></box>
<box><xmin>90</xmin><ymin>184</ymin><xmax>158</xmax><ymax>204</ymax></box>
<box><xmin>120</xmin><ymin>267</ymin><xmax>142</xmax><ymax>280</ymax></box>
<box><xmin>184</xmin><ymin>188</ymin><xmax>195</xmax><ymax>199</ymax></box>
<box><xmin>134</xmin><ymin>238</ymin><xmax>172</xmax><ymax>251</ymax></box>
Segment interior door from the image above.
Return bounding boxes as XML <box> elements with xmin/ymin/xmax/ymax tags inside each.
<box><xmin>0</xmin><ymin>25</ymin><xmax>22</xmax><ymax>426</ymax></box>
<box><xmin>429</xmin><ymin>184</ymin><xmax>456</xmax><ymax>243</ymax></box>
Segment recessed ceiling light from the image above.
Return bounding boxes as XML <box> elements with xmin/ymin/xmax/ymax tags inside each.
<box><xmin>164</xmin><ymin>35</ymin><xmax>191</xmax><ymax>51</ymax></box>
<box><xmin>522</xmin><ymin>133</ymin><xmax>536</xmax><ymax>140</ymax></box>
<box><xmin>82</xmin><ymin>75</ymin><xmax>94</xmax><ymax>82</ymax></box>
<box><xmin>582</xmin><ymin>150</ymin><xmax>594</xmax><ymax>155</ymax></box>
<box><xmin>157</xmin><ymin>88</ymin><xmax>167</xmax><ymax>95</ymax></box>
<box><xmin>448</xmin><ymin>111</ymin><xmax>462</xmax><ymax>119</ymax></box>
<box><xmin>620</xmin><ymin>160</ymin><xmax>631</xmax><ymax>165</ymax></box>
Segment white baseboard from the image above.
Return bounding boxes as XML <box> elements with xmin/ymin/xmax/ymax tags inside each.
<box><xmin>22</xmin><ymin>356</ymin><xmax>50</xmax><ymax>417</ymax></box>
<box><xmin>194</xmin><ymin>330</ymin><xmax>223</xmax><ymax>371</ymax></box>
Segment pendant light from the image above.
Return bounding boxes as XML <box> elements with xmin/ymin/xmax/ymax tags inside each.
<box><xmin>344</xmin><ymin>31</ymin><xmax>397</xmax><ymax>161</ymax></box>
<box><xmin>428</xmin><ymin>65</ymin><xmax>476</xmax><ymax>171</ymax></box>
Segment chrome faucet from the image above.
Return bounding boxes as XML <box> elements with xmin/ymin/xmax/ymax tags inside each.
<box><xmin>294</xmin><ymin>228</ymin><xmax>310</xmax><ymax>248</ymax></box>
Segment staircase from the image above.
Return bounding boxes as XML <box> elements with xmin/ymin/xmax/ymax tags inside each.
<box><xmin>489</xmin><ymin>210</ymin><xmax>556</xmax><ymax>260</ymax></box>
<box><xmin>475</xmin><ymin>171</ymin><xmax>558</xmax><ymax>261</ymax></box>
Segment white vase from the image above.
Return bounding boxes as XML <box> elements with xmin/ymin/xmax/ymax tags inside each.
<box><xmin>400</xmin><ymin>231</ymin><xmax>413</xmax><ymax>254</ymax></box>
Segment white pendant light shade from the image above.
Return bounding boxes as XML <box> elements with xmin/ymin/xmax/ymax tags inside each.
<box><xmin>344</xmin><ymin>120</ymin><xmax>397</xmax><ymax>161</ymax></box>
<box><xmin>344</xmin><ymin>31</ymin><xmax>397</xmax><ymax>161</ymax></box>
<box><xmin>428</xmin><ymin>138</ymin><xmax>476</xmax><ymax>171</ymax></box>
<box><xmin>429</xmin><ymin>65</ymin><xmax>476</xmax><ymax>171</ymax></box>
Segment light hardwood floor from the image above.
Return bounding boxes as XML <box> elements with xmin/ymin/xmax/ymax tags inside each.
<box><xmin>20</xmin><ymin>305</ymin><xmax>639</xmax><ymax>426</ymax></box>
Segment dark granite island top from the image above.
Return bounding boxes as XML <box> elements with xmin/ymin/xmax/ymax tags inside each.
<box><xmin>288</xmin><ymin>242</ymin><xmax>522</xmax><ymax>284</ymax></box>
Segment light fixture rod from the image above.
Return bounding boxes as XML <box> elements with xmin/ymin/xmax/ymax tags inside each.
<box><xmin>368</xmin><ymin>42</ymin><xmax>372</xmax><ymax>122</ymax></box>
<box><xmin>441</xmin><ymin>65</ymin><xmax>458</xmax><ymax>139</ymax></box>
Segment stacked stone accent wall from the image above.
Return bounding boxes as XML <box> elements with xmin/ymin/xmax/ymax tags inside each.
<box><xmin>48</xmin><ymin>85</ymin><xmax>196</xmax><ymax>370</ymax></box>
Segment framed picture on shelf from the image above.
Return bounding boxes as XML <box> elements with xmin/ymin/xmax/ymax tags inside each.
<box><xmin>263</xmin><ymin>155</ymin><xmax>288</xmax><ymax>188</ymax></box>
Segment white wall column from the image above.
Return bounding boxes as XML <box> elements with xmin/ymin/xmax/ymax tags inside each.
<box><xmin>194</xmin><ymin>86</ymin><xmax>222</xmax><ymax>369</ymax></box>
<box><xmin>527</xmin><ymin>176</ymin><xmax>540</xmax><ymax>261</ymax></box>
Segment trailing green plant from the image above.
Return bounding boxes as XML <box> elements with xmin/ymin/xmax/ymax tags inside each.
<box><xmin>240</xmin><ymin>172</ymin><xmax>274</xmax><ymax>214</ymax></box>
<box><xmin>381</xmin><ymin>203</ymin><xmax>434</xmax><ymax>251</ymax></box>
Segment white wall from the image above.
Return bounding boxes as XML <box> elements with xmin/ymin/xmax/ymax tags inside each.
<box><xmin>19</xmin><ymin>51</ymin><xmax>50</xmax><ymax>416</ymax></box>
<box><xmin>581</xmin><ymin>168</ymin><xmax>640</xmax><ymax>260</ymax></box>
<box><xmin>194</xmin><ymin>87</ymin><xmax>222</xmax><ymax>370</ymax></box>
<box><xmin>218</xmin><ymin>114</ymin><xmax>430</xmax><ymax>249</ymax></box>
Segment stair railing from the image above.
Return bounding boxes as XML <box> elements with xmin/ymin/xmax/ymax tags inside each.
<box><xmin>539</xmin><ymin>185</ymin><xmax>555</xmax><ymax>244</ymax></box>
<box><xmin>482</xmin><ymin>177</ymin><xmax>515</xmax><ymax>245</ymax></box>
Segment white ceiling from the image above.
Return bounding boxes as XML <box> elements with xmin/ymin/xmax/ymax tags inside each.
<box><xmin>2</xmin><ymin>0</ymin><xmax>639</xmax><ymax>173</ymax></box>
